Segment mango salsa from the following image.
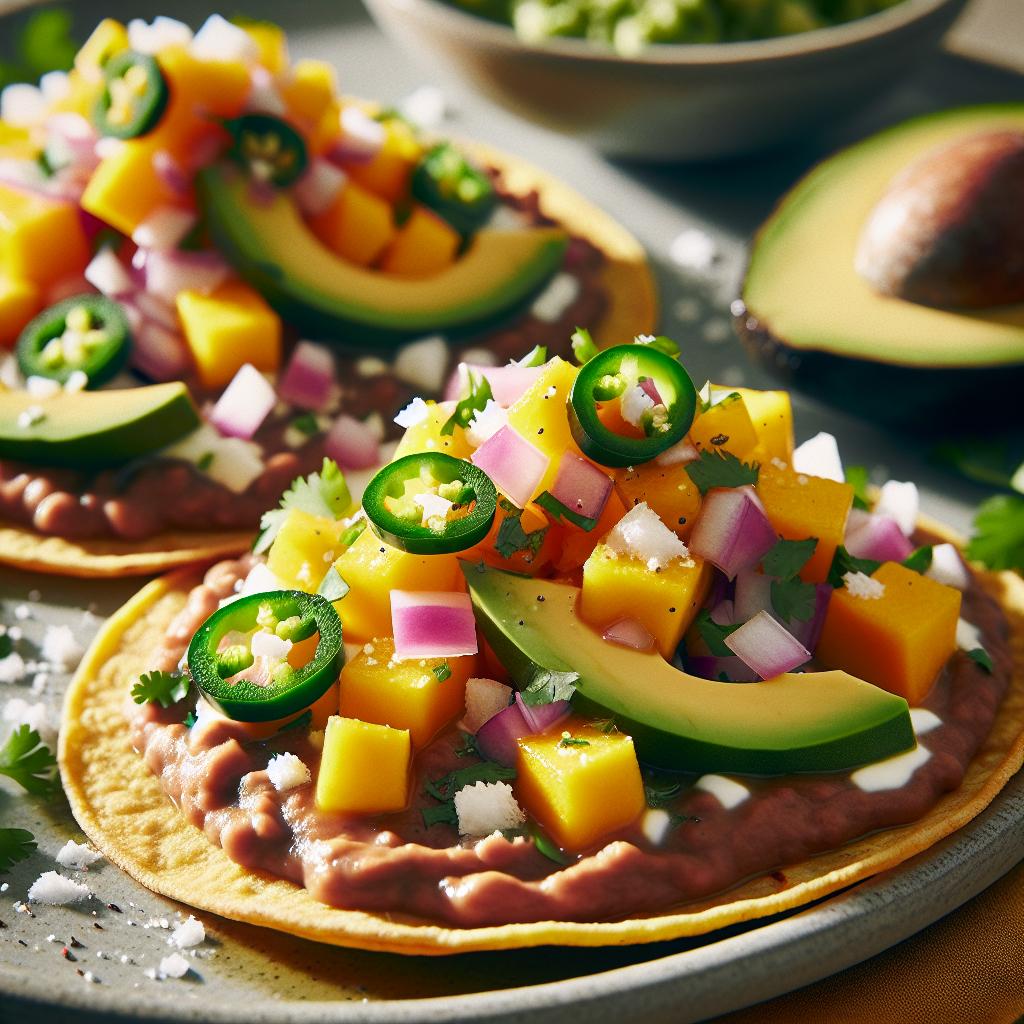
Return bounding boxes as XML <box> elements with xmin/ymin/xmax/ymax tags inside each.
<box><xmin>267</xmin><ymin>509</ymin><xmax>350</xmax><ymax>591</ymax></box>
<box><xmin>310</xmin><ymin>181</ymin><xmax>396</xmax><ymax>268</ymax></box>
<box><xmin>316</xmin><ymin>716</ymin><xmax>411</xmax><ymax>814</ymax></box>
<box><xmin>347</xmin><ymin>117</ymin><xmax>422</xmax><ymax>203</ymax></box>
<box><xmin>732</xmin><ymin>386</ymin><xmax>794</xmax><ymax>463</ymax></box>
<box><xmin>0</xmin><ymin>185</ymin><xmax>90</xmax><ymax>289</ymax></box>
<box><xmin>614</xmin><ymin>462</ymin><xmax>702</xmax><ymax>541</ymax></box>
<box><xmin>690</xmin><ymin>392</ymin><xmax>758</xmax><ymax>459</ymax></box>
<box><xmin>379</xmin><ymin>206</ymin><xmax>461</xmax><ymax>277</ymax></box>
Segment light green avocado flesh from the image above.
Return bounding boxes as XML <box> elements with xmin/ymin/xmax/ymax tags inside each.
<box><xmin>744</xmin><ymin>103</ymin><xmax>1024</xmax><ymax>369</ymax></box>
<box><xmin>0</xmin><ymin>382</ymin><xmax>199</xmax><ymax>469</ymax></box>
<box><xmin>462</xmin><ymin>563</ymin><xmax>915</xmax><ymax>775</ymax></box>
<box><xmin>198</xmin><ymin>166</ymin><xmax>569</xmax><ymax>341</ymax></box>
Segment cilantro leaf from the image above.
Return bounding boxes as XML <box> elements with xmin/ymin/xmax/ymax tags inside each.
<box><xmin>570</xmin><ymin>326</ymin><xmax>599</xmax><ymax>365</ymax></box>
<box><xmin>902</xmin><ymin>545</ymin><xmax>934</xmax><ymax>574</ymax></box>
<box><xmin>292</xmin><ymin>412</ymin><xmax>321</xmax><ymax>436</ymax></box>
<box><xmin>0</xmin><ymin>726</ymin><xmax>57</xmax><ymax>796</ymax></box>
<box><xmin>0</xmin><ymin>828</ymin><xmax>36</xmax><ymax>873</ymax></box>
<box><xmin>131</xmin><ymin>671</ymin><xmax>189</xmax><ymax>708</ymax></box>
<box><xmin>317</xmin><ymin>566</ymin><xmax>350</xmax><ymax>602</ymax></box>
<box><xmin>966</xmin><ymin>647</ymin><xmax>993</xmax><ymax>673</ymax></box>
<box><xmin>827</xmin><ymin>546</ymin><xmax>882</xmax><ymax>589</ymax></box>
<box><xmin>771</xmin><ymin>577</ymin><xmax>816</xmax><ymax>622</ymax></box>
<box><xmin>432</xmin><ymin>661</ymin><xmax>452</xmax><ymax>683</ymax></box>
<box><xmin>521</xmin><ymin>667</ymin><xmax>578</xmax><ymax>706</ymax></box>
<box><xmin>441</xmin><ymin>369</ymin><xmax>492</xmax><ymax>437</ymax></box>
<box><xmin>695</xmin><ymin>608</ymin><xmax>742</xmax><ymax>657</ymax></box>
<box><xmin>0</xmin><ymin>634</ymin><xmax>11</xmax><ymax>658</ymax></box>
<box><xmin>844</xmin><ymin>465</ymin><xmax>872</xmax><ymax>511</ymax></box>
<box><xmin>421</xmin><ymin>802</ymin><xmax>459</xmax><ymax>828</ymax></box>
<box><xmin>966</xmin><ymin>495</ymin><xmax>1024</xmax><ymax>572</ymax></box>
<box><xmin>530</xmin><ymin>824</ymin><xmax>570</xmax><ymax>865</ymax></box>
<box><xmin>494</xmin><ymin>502</ymin><xmax>548</xmax><ymax>561</ymax></box>
<box><xmin>518</xmin><ymin>345</ymin><xmax>548</xmax><ymax>367</ymax></box>
<box><xmin>421</xmin><ymin>759</ymin><xmax>517</xmax><ymax>828</ymax></box>
<box><xmin>254</xmin><ymin>458</ymin><xmax>352</xmax><ymax>554</ymax></box>
<box><xmin>685</xmin><ymin>449</ymin><xmax>759</xmax><ymax>496</ymax></box>
<box><xmin>557</xmin><ymin>735</ymin><xmax>590</xmax><ymax>748</ymax></box>
<box><xmin>183</xmin><ymin>711</ymin><xmax>198</xmax><ymax>729</ymax></box>
<box><xmin>643</xmin><ymin>774</ymin><xmax>683</xmax><ymax>808</ymax></box>
<box><xmin>762</xmin><ymin>537</ymin><xmax>818</xmax><ymax>579</ymax></box>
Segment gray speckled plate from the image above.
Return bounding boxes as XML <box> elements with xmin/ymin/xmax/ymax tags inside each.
<box><xmin>2</xmin><ymin>1</ymin><xmax>1024</xmax><ymax>1020</ymax></box>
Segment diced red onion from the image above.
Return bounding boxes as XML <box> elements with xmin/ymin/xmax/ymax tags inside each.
<box><xmin>445</xmin><ymin>362</ymin><xmax>545</xmax><ymax>408</ymax></box>
<box><xmin>788</xmin><ymin>585</ymin><xmax>831</xmax><ymax>652</ymax></box>
<box><xmin>638</xmin><ymin>376</ymin><xmax>664</xmax><ymax>406</ymax></box>
<box><xmin>391</xmin><ymin>591</ymin><xmax>478</xmax><ymax>660</ymax></box>
<box><xmin>927</xmin><ymin>543</ymin><xmax>970</xmax><ymax>591</ymax></box>
<box><xmin>278</xmin><ymin>341</ymin><xmax>335</xmax><ymax>411</ymax></box>
<box><xmin>144</xmin><ymin>249</ymin><xmax>230</xmax><ymax>302</ymax></box>
<box><xmin>246</xmin><ymin>65</ymin><xmax>286</xmax><ymax>116</ymax></box>
<box><xmin>514</xmin><ymin>693</ymin><xmax>571</xmax><ymax>733</ymax></box>
<box><xmin>686</xmin><ymin>654</ymin><xmax>758</xmax><ymax>683</ymax></box>
<box><xmin>602</xmin><ymin>617</ymin><xmax>655</xmax><ymax>651</ymax></box>
<box><xmin>120</xmin><ymin>301</ymin><xmax>144</xmax><ymax>334</ymax></box>
<box><xmin>656</xmin><ymin>437</ymin><xmax>699</xmax><ymax>467</ymax></box>
<box><xmin>132</xmin><ymin>207</ymin><xmax>197</xmax><ymax>251</ymax></box>
<box><xmin>706</xmin><ymin>570</ymin><xmax>732</xmax><ymax>611</ymax></box>
<box><xmin>84</xmin><ymin>249</ymin><xmax>134</xmax><ymax>297</ymax></box>
<box><xmin>471</xmin><ymin>426</ymin><xmax>549</xmax><ymax>509</ymax></box>
<box><xmin>153</xmin><ymin>150</ymin><xmax>192</xmax><ymax>195</ymax></box>
<box><xmin>845</xmin><ymin>511</ymin><xmax>913</xmax><ymax>563</ymax></box>
<box><xmin>724</xmin><ymin>610</ymin><xmax>810</xmax><ymax>680</ymax></box>
<box><xmin>474</xmin><ymin>702</ymin><xmax>532</xmax><ymax>767</ymax></box>
<box><xmin>294</xmin><ymin>160</ymin><xmax>347</xmax><ymax>217</ymax></box>
<box><xmin>209</xmin><ymin>364</ymin><xmax>277</xmax><ymax>440</ymax></box>
<box><xmin>329</xmin><ymin>106</ymin><xmax>386</xmax><ymax>164</ymax></box>
<box><xmin>689</xmin><ymin>486</ymin><xmax>777</xmax><ymax>580</ymax></box>
<box><xmin>47</xmin><ymin>113</ymin><xmax>100</xmax><ymax>171</ymax></box>
<box><xmin>733</xmin><ymin>570</ymin><xmax>774</xmax><ymax>622</ymax></box>
<box><xmin>0</xmin><ymin>83</ymin><xmax>46</xmax><ymax>128</ymax></box>
<box><xmin>792</xmin><ymin>431</ymin><xmax>844</xmax><ymax>483</ymax></box>
<box><xmin>710</xmin><ymin>600</ymin><xmax>735</xmax><ymax>625</ymax></box>
<box><xmin>324</xmin><ymin>415</ymin><xmax>381</xmax><ymax>470</ymax></box>
<box><xmin>875</xmin><ymin>480</ymin><xmax>919</xmax><ymax>536</ymax></box>
<box><xmin>130</xmin><ymin>321</ymin><xmax>192</xmax><ymax>381</ymax></box>
<box><xmin>549</xmin><ymin>452</ymin><xmax>612</xmax><ymax>524</ymax></box>
<box><xmin>132</xmin><ymin>290</ymin><xmax>180</xmax><ymax>332</ymax></box>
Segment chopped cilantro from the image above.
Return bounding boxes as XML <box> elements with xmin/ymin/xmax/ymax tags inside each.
<box><xmin>643</xmin><ymin>774</ymin><xmax>683</xmax><ymax>808</ymax></box>
<box><xmin>557</xmin><ymin>734</ymin><xmax>590</xmax><ymax>748</ymax></box>
<box><xmin>0</xmin><ymin>725</ymin><xmax>57</xmax><ymax>797</ymax></box>
<box><xmin>826</xmin><ymin>546</ymin><xmax>882</xmax><ymax>589</ymax></box>
<box><xmin>421</xmin><ymin>802</ymin><xmax>459</xmax><ymax>828</ymax></box>
<box><xmin>183</xmin><ymin>711</ymin><xmax>198</xmax><ymax>729</ymax></box>
<box><xmin>966</xmin><ymin>495</ymin><xmax>1024</xmax><ymax>572</ymax></box>
<box><xmin>771</xmin><ymin>576</ymin><xmax>816</xmax><ymax>622</ymax></box>
<box><xmin>317</xmin><ymin>566</ymin><xmax>350</xmax><ymax>602</ymax></box>
<box><xmin>421</xmin><ymin>759</ymin><xmax>517</xmax><ymax>828</ymax></box>
<box><xmin>685</xmin><ymin>449</ymin><xmax>759</xmax><ymax>496</ymax></box>
<box><xmin>695</xmin><ymin>608</ymin><xmax>741</xmax><ymax>657</ymax></box>
<box><xmin>761</xmin><ymin>537</ymin><xmax>818</xmax><ymax>579</ymax></box>
<box><xmin>902</xmin><ymin>545</ymin><xmax>934</xmax><ymax>574</ymax></box>
<box><xmin>441</xmin><ymin>369</ymin><xmax>492</xmax><ymax>437</ymax></box>
<box><xmin>844</xmin><ymin>465</ymin><xmax>872</xmax><ymax>511</ymax></box>
<box><xmin>570</xmin><ymin>326</ymin><xmax>599</xmax><ymax>365</ymax></box>
<box><xmin>0</xmin><ymin>828</ymin><xmax>36</xmax><ymax>873</ymax></box>
<box><xmin>966</xmin><ymin>647</ymin><xmax>993</xmax><ymax>673</ymax></box>
<box><xmin>454</xmin><ymin>734</ymin><xmax>477</xmax><ymax>758</ymax></box>
<box><xmin>521</xmin><ymin>666</ymin><xmax>578</xmax><ymax>706</ymax></box>
<box><xmin>0</xmin><ymin>634</ymin><xmax>11</xmax><ymax>658</ymax></box>
<box><xmin>292</xmin><ymin>412</ymin><xmax>321</xmax><ymax>436</ymax></box>
<box><xmin>254</xmin><ymin>458</ymin><xmax>352</xmax><ymax>554</ymax></box>
<box><xmin>592</xmin><ymin>718</ymin><xmax>619</xmax><ymax>734</ymax></box>
<box><xmin>518</xmin><ymin>344</ymin><xmax>548</xmax><ymax>367</ymax></box>
<box><xmin>432</xmin><ymin>661</ymin><xmax>452</xmax><ymax>683</ymax></box>
<box><xmin>195</xmin><ymin>451</ymin><xmax>214</xmax><ymax>472</ymax></box>
<box><xmin>530</xmin><ymin>824</ymin><xmax>570</xmax><ymax>865</ymax></box>
<box><xmin>494</xmin><ymin>500</ymin><xmax>549</xmax><ymax>560</ymax></box>
<box><xmin>131</xmin><ymin>670</ymin><xmax>190</xmax><ymax>708</ymax></box>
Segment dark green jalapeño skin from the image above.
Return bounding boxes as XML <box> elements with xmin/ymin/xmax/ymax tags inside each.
<box><xmin>93</xmin><ymin>50</ymin><xmax>169</xmax><ymax>139</ymax></box>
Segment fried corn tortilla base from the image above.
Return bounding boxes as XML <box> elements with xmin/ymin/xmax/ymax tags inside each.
<box><xmin>60</xmin><ymin>523</ymin><xmax>1022</xmax><ymax>956</ymax></box>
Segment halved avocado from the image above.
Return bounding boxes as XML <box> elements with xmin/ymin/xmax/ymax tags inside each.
<box><xmin>198</xmin><ymin>166</ymin><xmax>569</xmax><ymax>343</ymax></box>
<box><xmin>739</xmin><ymin>104</ymin><xmax>1024</xmax><ymax>427</ymax></box>
<box><xmin>463</xmin><ymin>563</ymin><xmax>914</xmax><ymax>775</ymax></box>
<box><xmin>0</xmin><ymin>383</ymin><xmax>199</xmax><ymax>468</ymax></box>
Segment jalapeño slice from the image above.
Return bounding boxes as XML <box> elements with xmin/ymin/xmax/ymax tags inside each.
<box><xmin>227</xmin><ymin>113</ymin><xmax>308</xmax><ymax>188</ymax></box>
<box><xmin>188</xmin><ymin>590</ymin><xmax>344</xmax><ymax>723</ymax></box>
<box><xmin>94</xmin><ymin>50</ymin><xmax>168</xmax><ymax>139</ymax></box>
<box><xmin>411</xmin><ymin>142</ymin><xmax>497</xmax><ymax>237</ymax></box>
<box><xmin>17</xmin><ymin>294</ymin><xmax>131</xmax><ymax>386</ymax></box>
<box><xmin>568</xmin><ymin>343</ymin><xmax>697</xmax><ymax>467</ymax></box>
<box><xmin>363</xmin><ymin>452</ymin><xmax>497</xmax><ymax>555</ymax></box>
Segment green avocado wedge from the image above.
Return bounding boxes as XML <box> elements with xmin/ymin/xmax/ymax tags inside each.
<box><xmin>197</xmin><ymin>165</ymin><xmax>569</xmax><ymax>343</ymax></box>
<box><xmin>462</xmin><ymin>562</ymin><xmax>915</xmax><ymax>775</ymax></box>
<box><xmin>0</xmin><ymin>382</ymin><xmax>199</xmax><ymax>469</ymax></box>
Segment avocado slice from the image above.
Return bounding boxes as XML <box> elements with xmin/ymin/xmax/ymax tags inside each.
<box><xmin>0</xmin><ymin>382</ymin><xmax>199</xmax><ymax>469</ymax></box>
<box><xmin>739</xmin><ymin>104</ymin><xmax>1024</xmax><ymax>427</ymax></box>
<box><xmin>198</xmin><ymin>166</ymin><xmax>569</xmax><ymax>342</ymax></box>
<box><xmin>463</xmin><ymin>562</ymin><xmax>914</xmax><ymax>774</ymax></box>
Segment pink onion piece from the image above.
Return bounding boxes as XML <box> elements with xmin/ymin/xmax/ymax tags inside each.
<box><xmin>788</xmin><ymin>585</ymin><xmax>831</xmax><ymax>652</ymax></box>
<box><xmin>445</xmin><ymin>361</ymin><xmax>545</xmax><ymax>408</ymax></box>
<box><xmin>278</xmin><ymin>341</ymin><xmax>335</xmax><ymax>411</ymax></box>
<box><xmin>152</xmin><ymin>149</ymin><xmax>191</xmax><ymax>196</ymax></box>
<box><xmin>710</xmin><ymin>600</ymin><xmax>735</xmax><ymax>626</ymax></box>
<box><xmin>602</xmin><ymin>617</ymin><xmax>655</xmax><ymax>651</ymax></box>
<box><xmin>514</xmin><ymin>693</ymin><xmax>571</xmax><ymax>733</ymax></box>
<box><xmin>638</xmin><ymin>376</ymin><xmax>664</xmax><ymax>406</ymax></box>
<box><xmin>130</xmin><ymin>321</ymin><xmax>192</xmax><ymax>381</ymax></box>
<box><xmin>293</xmin><ymin>159</ymin><xmax>347</xmax><ymax>217</ymax></box>
<box><xmin>724</xmin><ymin>611</ymin><xmax>810</xmax><ymax>680</ymax></box>
<box><xmin>84</xmin><ymin>248</ymin><xmax>134</xmax><ymax>297</ymax></box>
<box><xmin>329</xmin><ymin>106</ymin><xmax>386</xmax><ymax>164</ymax></box>
<box><xmin>688</xmin><ymin>485</ymin><xmax>777</xmax><ymax>580</ymax></box>
<box><xmin>705</xmin><ymin>570</ymin><xmax>732</xmax><ymax>611</ymax></box>
<box><xmin>686</xmin><ymin>654</ymin><xmax>759</xmax><ymax>683</ymax></box>
<box><xmin>391</xmin><ymin>591</ymin><xmax>479</xmax><ymax>660</ymax></box>
<box><xmin>845</xmin><ymin>512</ymin><xmax>913</xmax><ymax>563</ymax></box>
<box><xmin>549</xmin><ymin>452</ymin><xmax>612</xmax><ymax>524</ymax></box>
<box><xmin>132</xmin><ymin>290</ymin><xmax>180</xmax><ymax>332</ymax></box>
<box><xmin>45</xmin><ymin>275</ymin><xmax>93</xmax><ymax>305</ymax></box>
<box><xmin>475</xmin><ymin>702</ymin><xmax>532</xmax><ymax>767</ymax></box>
<box><xmin>209</xmin><ymin>364</ymin><xmax>277</xmax><ymax>440</ymax></box>
<box><xmin>471</xmin><ymin>426</ymin><xmax>549</xmax><ymax>509</ymax></box>
<box><xmin>143</xmin><ymin>248</ymin><xmax>230</xmax><ymax>302</ymax></box>
<box><xmin>733</xmin><ymin>570</ymin><xmax>774</xmax><ymax>622</ymax></box>
<box><xmin>324</xmin><ymin>414</ymin><xmax>381</xmax><ymax>470</ymax></box>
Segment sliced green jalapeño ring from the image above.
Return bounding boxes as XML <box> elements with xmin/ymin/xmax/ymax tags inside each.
<box><xmin>227</xmin><ymin>113</ymin><xmax>309</xmax><ymax>188</ymax></box>
<box><xmin>93</xmin><ymin>50</ymin><xmax>169</xmax><ymax>139</ymax></box>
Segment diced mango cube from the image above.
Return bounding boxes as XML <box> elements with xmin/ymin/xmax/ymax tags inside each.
<box><xmin>756</xmin><ymin>464</ymin><xmax>853</xmax><ymax>583</ymax></box>
<box><xmin>0</xmin><ymin>275</ymin><xmax>41</xmax><ymax>348</ymax></box>
<box><xmin>74</xmin><ymin>18</ymin><xmax>129</xmax><ymax>82</ymax></box>
<box><xmin>316</xmin><ymin>715</ymin><xmax>410</xmax><ymax>814</ymax></box>
<box><xmin>340</xmin><ymin>636</ymin><xmax>474</xmax><ymax>748</ymax></box>
<box><xmin>392</xmin><ymin>400</ymin><xmax>473</xmax><ymax>461</ymax></box>
<box><xmin>244</xmin><ymin>21</ymin><xmax>290</xmax><ymax>73</ymax></box>
<box><xmin>267</xmin><ymin>509</ymin><xmax>349</xmax><ymax>591</ymax></box>
<box><xmin>379</xmin><ymin>205</ymin><xmax>460</xmax><ymax>277</ymax></box>
<box><xmin>331</xmin><ymin>527</ymin><xmax>461</xmax><ymax>644</ymax></box>
<box><xmin>506</xmin><ymin>358</ymin><xmax>582</xmax><ymax>499</ymax></box>
<box><xmin>517</xmin><ymin>723</ymin><xmax>646</xmax><ymax>850</ymax></box>
<box><xmin>690</xmin><ymin>392</ymin><xmax>758</xmax><ymax>459</ymax></box>
<box><xmin>732</xmin><ymin>386</ymin><xmax>794</xmax><ymax>463</ymax></box>
<box><xmin>176</xmin><ymin>281</ymin><xmax>282</xmax><ymax>389</ymax></box>
<box><xmin>0</xmin><ymin>185</ymin><xmax>90</xmax><ymax>289</ymax></box>
<box><xmin>553</xmin><ymin>490</ymin><xmax>626</xmax><ymax>575</ymax></box>
<box><xmin>816</xmin><ymin>562</ymin><xmax>961</xmax><ymax>705</ymax></box>
<box><xmin>464</xmin><ymin>501</ymin><xmax>561</xmax><ymax>577</ymax></box>
<box><xmin>157</xmin><ymin>46</ymin><xmax>252</xmax><ymax>119</ymax></box>
<box><xmin>0</xmin><ymin>121</ymin><xmax>37</xmax><ymax>160</ymax></box>
<box><xmin>281</xmin><ymin>60</ymin><xmax>336</xmax><ymax>126</ymax></box>
<box><xmin>614</xmin><ymin>462</ymin><xmax>702</xmax><ymax>541</ymax></box>
<box><xmin>347</xmin><ymin>117</ymin><xmax>422</xmax><ymax>202</ymax></box>
<box><xmin>581</xmin><ymin>544</ymin><xmax>712</xmax><ymax>658</ymax></box>
<box><xmin>310</xmin><ymin>181</ymin><xmax>396</xmax><ymax>268</ymax></box>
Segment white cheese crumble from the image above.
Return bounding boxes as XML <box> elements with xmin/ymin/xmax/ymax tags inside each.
<box><xmin>875</xmin><ymin>480</ymin><xmax>919</xmax><ymax>537</ymax></box>
<box><xmin>851</xmin><ymin>744</ymin><xmax>930</xmax><ymax>793</ymax></box>
<box><xmin>668</xmin><ymin>227</ymin><xmax>717</xmax><ymax>271</ymax></box>
<box><xmin>170</xmin><ymin>915</ymin><xmax>206</xmax><ymax>949</ymax></box>
<box><xmin>454</xmin><ymin>781</ymin><xmax>525</xmax><ymax>836</ymax></box>
<box><xmin>55</xmin><ymin>840</ymin><xmax>102</xmax><ymax>870</ymax></box>
<box><xmin>394</xmin><ymin>397</ymin><xmax>431</xmax><ymax>429</ymax></box>
<box><xmin>398</xmin><ymin>85</ymin><xmax>447</xmax><ymax>130</ymax></box>
<box><xmin>266</xmin><ymin>753</ymin><xmax>311</xmax><ymax>793</ymax></box>
<box><xmin>17</xmin><ymin>405</ymin><xmax>45</xmax><ymax>428</ymax></box>
<box><xmin>465</xmin><ymin>399</ymin><xmax>508</xmax><ymax>448</ymax></box>
<box><xmin>530</xmin><ymin>272</ymin><xmax>579</xmax><ymax>323</ymax></box>
<box><xmin>619</xmin><ymin>383</ymin><xmax>655</xmax><ymax>428</ymax></box>
<box><xmin>843</xmin><ymin>571</ymin><xmax>885</xmax><ymax>600</ymax></box>
<box><xmin>909</xmin><ymin>708</ymin><xmax>942</xmax><ymax>736</ymax></box>
<box><xmin>694</xmin><ymin>774</ymin><xmax>750</xmax><ymax>810</ymax></box>
<box><xmin>393</xmin><ymin>336</ymin><xmax>447</xmax><ymax>392</ymax></box>
<box><xmin>792</xmin><ymin>431</ymin><xmax>844</xmax><ymax>483</ymax></box>
<box><xmin>0</xmin><ymin>652</ymin><xmax>26</xmax><ymax>684</ymax></box>
<box><xmin>641</xmin><ymin>808</ymin><xmax>672</xmax><ymax>846</ymax></box>
<box><xmin>27</xmin><ymin>871</ymin><xmax>90</xmax><ymax>905</ymax></box>
<box><xmin>3</xmin><ymin>698</ymin><xmax>55</xmax><ymax>745</ymax></box>
<box><xmin>63</xmin><ymin>370</ymin><xmax>89</xmax><ymax>394</ymax></box>
<box><xmin>927</xmin><ymin>543</ymin><xmax>970</xmax><ymax>591</ymax></box>
<box><xmin>250</xmin><ymin>630</ymin><xmax>292</xmax><ymax>661</ymax></box>
<box><xmin>605</xmin><ymin>502</ymin><xmax>690</xmax><ymax>571</ymax></box>
<box><xmin>42</xmin><ymin>624</ymin><xmax>84</xmax><ymax>671</ymax></box>
<box><xmin>462</xmin><ymin>677</ymin><xmax>512</xmax><ymax>733</ymax></box>
<box><xmin>26</xmin><ymin>375</ymin><xmax>61</xmax><ymax>399</ymax></box>
<box><xmin>157</xmin><ymin>953</ymin><xmax>192</xmax><ymax>979</ymax></box>
<box><xmin>956</xmin><ymin>618</ymin><xmax>983</xmax><ymax>652</ymax></box>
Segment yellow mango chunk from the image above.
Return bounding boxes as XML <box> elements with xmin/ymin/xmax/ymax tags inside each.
<box><xmin>0</xmin><ymin>185</ymin><xmax>90</xmax><ymax>289</ymax></box>
<box><xmin>81</xmin><ymin>139</ymin><xmax>183</xmax><ymax>236</ymax></box>
<box><xmin>506</xmin><ymin>358</ymin><xmax>582</xmax><ymax>499</ymax></box>
<box><xmin>340</xmin><ymin>636</ymin><xmax>474</xmax><ymax>748</ymax></box>
<box><xmin>581</xmin><ymin>544</ymin><xmax>712</xmax><ymax>658</ymax></box>
<box><xmin>816</xmin><ymin>562</ymin><xmax>961</xmax><ymax>705</ymax></box>
<box><xmin>281</xmin><ymin>60</ymin><xmax>337</xmax><ymax>126</ymax></box>
<box><xmin>731</xmin><ymin>386</ymin><xmax>794</xmax><ymax>463</ymax></box>
<box><xmin>0</xmin><ymin>121</ymin><xmax>37</xmax><ymax>160</ymax></box>
<box><xmin>176</xmin><ymin>281</ymin><xmax>282</xmax><ymax>389</ymax></box>
<box><xmin>517</xmin><ymin>722</ymin><xmax>646</xmax><ymax>851</ymax></box>
<box><xmin>310</xmin><ymin>181</ymin><xmax>396</xmax><ymax>267</ymax></box>
<box><xmin>379</xmin><ymin>206</ymin><xmax>461</xmax><ymax>277</ymax></box>
<box><xmin>553</xmin><ymin>490</ymin><xmax>626</xmax><ymax>575</ymax></box>
<box><xmin>614</xmin><ymin>462</ymin><xmax>702</xmax><ymax>541</ymax></box>
<box><xmin>347</xmin><ymin>117</ymin><xmax>422</xmax><ymax>202</ymax></box>
<box><xmin>690</xmin><ymin>392</ymin><xmax>758</xmax><ymax>459</ymax></box>
<box><xmin>316</xmin><ymin>716</ymin><xmax>410</xmax><ymax>814</ymax></box>
<box><xmin>393</xmin><ymin>401</ymin><xmax>473</xmax><ymax>461</ymax></box>
<box><xmin>244</xmin><ymin>22</ymin><xmax>289</xmax><ymax>73</ymax></box>
<box><xmin>756</xmin><ymin>464</ymin><xmax>853</xmax><ymax>583</ymax></box>
<box><xmin>267</xmin><ymin>509</ymin><xmax>349</xmax><ymax>592</ymax></box>
<box><xmin>331</xmin><ymin>527</ymin><xmax>461</xmax><ymax>644</ymax></box>
<box><xmin>0</xmin><ymin>275</ymin><xmax>41</xmax><ymax>348</ymax></box>
<box><xmin>74</xmin><ymin>18</ymin><xmax>129</xmax><ymax>82</ymax></box>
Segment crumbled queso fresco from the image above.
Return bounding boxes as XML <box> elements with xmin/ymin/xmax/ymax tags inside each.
<box><xmin>843</xmin><ymin>571</ymin><xmax>886</xmax><ymax>600</ymax></box>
